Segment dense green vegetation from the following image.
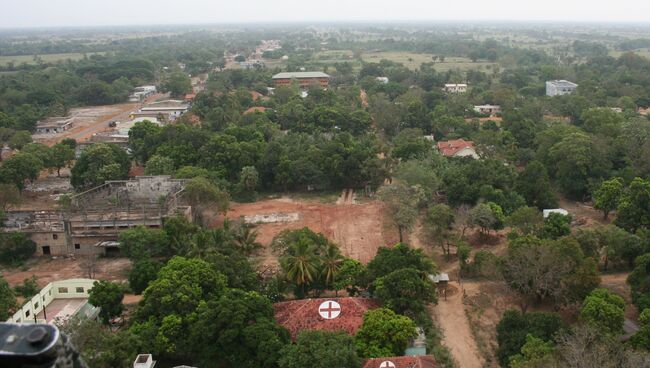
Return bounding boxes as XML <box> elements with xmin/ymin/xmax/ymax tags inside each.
<box><xmin>1</xmin><ymin>23</ymin><xmax>650</xmax><ymax>368</ymax></box>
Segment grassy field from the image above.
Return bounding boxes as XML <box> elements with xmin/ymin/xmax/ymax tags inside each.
<box><xmin>313</xmin><ymin>50</ymin><xmax>355</xmax><ymax>63</ymax></box>
<box><xmin>0</xmin><ymin>52</ymin><xmax>105</xmax><ymax>66</ymax></box>
<box><xmin>609</xmin><ymin>49</ymin><xmax>650</xmax><ymax>58</ymax></box>
<box><xmin>360</xmin><ymin>51</ymin><xmax>497</xmax><ymax>71</ymax></box>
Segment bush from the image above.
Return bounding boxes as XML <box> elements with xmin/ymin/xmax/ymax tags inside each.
<box><xmin>0</xmin><ymin>233</ymin><xmax>36</xmax><ymax>265</ymax></box>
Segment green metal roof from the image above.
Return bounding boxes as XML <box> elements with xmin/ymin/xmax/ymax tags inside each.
<box><xmin>272</xmin><ymin>72</ymin><xmax>330</xmax><ymax>79</ymax></box>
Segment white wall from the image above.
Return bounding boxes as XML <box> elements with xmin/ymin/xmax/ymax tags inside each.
<box><xmin>7</xmin><ymin>278</ymin><xmax>96</xmax><ymax>324</ymax></box>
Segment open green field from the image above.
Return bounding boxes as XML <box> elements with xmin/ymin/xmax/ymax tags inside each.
<box><xmin>360</xmin><ymin>51</ymin><xmax>497</xmax><ymax>71</ymax></box>
<box><xmin>0</xmin><ymin>52</ymin><xmax>105</xmax><ymax>66</ymax></box>
<box><xmin>313</xmin><ymin>50</ymin><xmax>355</xmax><ymax>63</ymax></box>
<box><xmin>609</xmin><ymin>49</ymin><xmax>650</xmax><ymax>58</ymax></box>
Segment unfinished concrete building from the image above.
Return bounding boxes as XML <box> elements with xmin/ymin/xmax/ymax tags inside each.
<box><xmin>2</xmin><ymin>176</ymin><xmax>190</xmax><ymax>257</ymax></box>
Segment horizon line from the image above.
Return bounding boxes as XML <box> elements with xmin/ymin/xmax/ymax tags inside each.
<box><xmin>2</xmin><ymin>19</ymin><xmax>650</xmax><ymax>31</ymax></box>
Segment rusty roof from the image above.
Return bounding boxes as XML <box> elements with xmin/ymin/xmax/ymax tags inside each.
<box><xmin>273</xmin><ymin>297</ymin><xmax>379</xmax><ymax>340</ymax></box>
<box><xmin>362</xmin><ymin>356</ymin><xmax>436</xmax><ymax>368</ymax></box>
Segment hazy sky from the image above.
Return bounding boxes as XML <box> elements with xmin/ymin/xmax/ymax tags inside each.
<box><xmin>1</xmin><ymin>0</ymin><xmax>649</xmax><ymax>28</ymax></box>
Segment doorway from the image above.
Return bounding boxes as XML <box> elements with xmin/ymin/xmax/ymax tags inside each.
<box><xmin>42</xmin><ymin>246</ymin><xmax>51</xmax><ymax>255</ymax></box>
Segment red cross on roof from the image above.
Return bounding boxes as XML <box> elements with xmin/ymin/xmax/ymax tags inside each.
<box><xmin>319</xmin><ymin>301</ymin><xmax>341</xmax><ymax>319</ymax></box>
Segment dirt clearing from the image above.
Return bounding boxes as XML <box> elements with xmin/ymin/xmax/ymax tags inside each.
<box><xmin>1</xmin><ymin>258</ymin><xmax>132</xmax><ymax>288</ymax></box>
<box><xmin>32</xmin><ymin>103</ymin><xmax>139</xmax><ymax>146</ymax></box>
<box><xmin>219</xmin><ymin>197</ymin><xmax>398</xmax><ymax>264</ymax></box>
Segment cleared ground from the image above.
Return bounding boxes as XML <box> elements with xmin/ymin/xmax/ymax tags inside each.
<box><xmin>32</xmin><ymin>93</ymin><xmax>164</xmax><ymax>146</ymax></box>
<box><xmin>218</xmin><ymin>195</ymin><xmax>399</xmax><ymax>265</ymax></box>
<box><xmin>2</xmin><ymin>257</ymin><xmax>131</xmax><ymax>288</ymax></box>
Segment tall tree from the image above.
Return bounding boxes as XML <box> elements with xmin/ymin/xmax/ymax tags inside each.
<box><xmin>49</xmin><ymin>143</ymin><xmax>75</xmax><ymax>176</ymax></box>
<box><xmin>280</xmin><ymin>240</ymin><xmax>320</xmax><ymax>297</ymax></box>
<box><xmin>426</xmin><ymin>204</ymin><xmax>456</xmax><ymax>257</ymax></box>
<box><xmin>354</xmin><ymin>307</ymin><xmax>417</xmax><ymax>358</ymax></box>
<box><xmin>374</xmin><ymin>268</ymin><xmax>436</xmax><ymax>316</ymax></box>
<box><xmin>88</xmin><ymin>281</ymin><xmax>125</xmax><ymax>324</ymax></box>
<box><xmin>0</xmin><ymin>152</ymin><xmax>43</xmax><ymax>191</ymax></box>
<box><xmin>183</xmin><ymin>177</ymin><xmax>230</xmax><ymax>225</ymax></box>
<box><xmin>0</xmin><ymin>275</ymin><xmax>17</xmax><ymax>320</ymax></box>
<box><xmin>70</xmin><ymin>143</ymin><xmax>129</xmax><ymax>190</ymax></box>
<box><xmin>378</xmin><ymin>183</ymin><xmax>425</xmax><ymax>242</ymax></box>
<box><xmin>616</xmin><ymin>177</ymin><xmax>650</xmax><ymax>232</ymax></box>
<box><xmin>593</xmin><ymin>177</ymin><xmax>624</xmax><ymax>220</ymax></box>
<box><xmin>580</xmin><ymin>288</ymin><xmax>625</xmax><ymax>336</ymax></box>
<box><xmin>320</xmin><ymin>245</ymin><xmax>344</xmax><ymax>289</ymax></box>
<box><xmin>278</xmin><ymin>331</ymin><xmax>360</xmax><ymax>368</ymax></box>
<box><xmin>190</xmin><ymin>289</ymin><xmax>289</xmax><ymax>368</ymax></box>
<box><xmin>515</xmin><ymin>161</ymin><xmax>557</xmax><ymax>209</ymax></box>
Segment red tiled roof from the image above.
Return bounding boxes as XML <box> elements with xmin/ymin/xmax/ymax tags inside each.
<box><xmin>184</xmin><ymin>93</ymin><xmax>196</xmax><ymax>101</ymax></box>
<box><xmin>273</xmin><ymin>297</ymin><xmax>379</xmax><ymax>340</ymax></box>
<box><xmin>250</xmin><ymin>90</ymin><xmax>264</xmax><ymax>100</ymax></box>
<box><xmin>436</xmin><ymin>139</ymin><xmax>475</xmax><ymax>157</ymax></box>
<box><xmin>243</xmin><ymin>106</ymin><xmax>268</xmax><ymax>115</ymax></box>
<box><xmin>362</xmin><ymin>356</ymin><xmax>436</xmax><ymax>368</ymax></box>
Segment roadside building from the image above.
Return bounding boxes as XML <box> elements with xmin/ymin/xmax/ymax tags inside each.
<box><xmin>131</xmin><ymin>100</ymin><xmax>189</xmax><ymax>122</ymax></box>
<box><xmin>443</xmin><ymin>84</ymin><xmax>467</xmax><ymax>93</ymax></box>
<box><xmin>129</xmin><ymin>86</ymin><xmax>157</xmax><ymax>102</ymax></box>
<box><xmin>473</xmin><ymin>104</ymin><xmax>501</xmax><ymax>115</ymax></box>
<box><xmin>272</xmin><ymin>71</ymin><xmax>330</xmax><ymax>89</ymax></box>
<box><xmin>436</xmin><ymin>139</ymin><xmax>479</xmax><ymax>159</ymax></box>
<box><xmin>545</xmin><ymin>80</ymin><xmax>578</xmax><ymax>96</ymax></box>
<box><xmin>35</xmin><ymin>117</ymin><xmax>74</xmax><ymax>134</ymax></box>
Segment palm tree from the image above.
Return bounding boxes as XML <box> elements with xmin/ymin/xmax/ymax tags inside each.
<box><xmin>321</xmin><ymin>245</ymin><xmax>344</xmax><ymax>290</ymax></box>
<box><xmin>281</xmin><ymin>240</ymin><xmax>319</xmax><ymax>297</ymax></box>
<box><xmin>233</xmin><ymin>224</ymin><xmax>262</xmax><ymax>256</ymax></box>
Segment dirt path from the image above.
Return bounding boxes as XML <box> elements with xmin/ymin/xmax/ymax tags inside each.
<box><xmin>432</xmin><ymin>280</ymin><xmax>485</xmax><ymax>368</ymax></box>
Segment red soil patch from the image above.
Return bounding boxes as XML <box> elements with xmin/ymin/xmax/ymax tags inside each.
<box><xmin>1</xmin><ymin>257</ymin><xmax>132</xmax><ymax>288</ymax></box>
<box><xmin>219</xmin><ymin>198</ymin><xmax>399</xmax><ymax>264</ymax></box>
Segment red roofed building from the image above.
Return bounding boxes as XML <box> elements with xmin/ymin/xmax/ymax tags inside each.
<box><xmin>184</xmin><ymin>93</ymin><xmax>196</xmax><ymax>101</ymax></box>
<box><xmin>362</xmin><ymin>356</ymin><xmax>436</xmax><ymax>368</ymax></box>
<box><xmin>243</xmin><ymin>106</ymin><xmax>269</xmax><ymax>115</ymax></box>
<box><xmin>273</xmin><ymin>297</ymin><xmax>379</xmax><ymax>340</ymax></box>
<box><xmin>436</xmin><ymin>139</ymin><xmax>479</xmax><ymax>159</ymax></box>
<box><xmin>250</xmin><ymin>90</ymin><xmax>265</xmax><ymax>101</ymax></box>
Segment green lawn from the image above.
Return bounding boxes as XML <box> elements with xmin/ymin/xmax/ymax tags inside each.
<box><xmin>0</xmin><ymin>52</ymin><xmax>106</xmax><ymax>66</ymax></box>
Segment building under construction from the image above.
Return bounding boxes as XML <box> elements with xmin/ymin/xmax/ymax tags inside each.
<box><xmin>2</xmin><ymin>176</ymin><xmax>190</xmax><ymax>257</ymax></box>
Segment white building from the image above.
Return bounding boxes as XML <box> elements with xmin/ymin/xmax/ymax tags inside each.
<box><xmin>473</xmin><ymin>105</ymin><xmax>501</xmax><ymax>115</ymax></box>
<box><xmin>444</xmin><ymin>84</ymin><xmax>467</xmax><ymax>93</ymax></box>
<box><xmin>376</xmin><ymin>77</ymin><xmax>389</xmax><ymax>84</ymax></box>
<box><xmin>543</xmin><ymin>208</ymin><xmax>569</xmax><ymax>218</ymax></box>
<box><xmin>132</xmin><ymin>100</ymin><xmax>189</xmax><ymax>121</ymax></box>
<box><xmin>129</xmin><ymin>86</ymin><xmax>157</xmax><ymax>102</ymax></box>
<box><xmin>6</xmin><ymin>279</ymin><xmax>99</xmax><ymax>324</ymax></box>
<box><xmin>35</xmin><ymin>116</ymin><xmax>74</xmax><ymax>134</ymax></box>
<box><xmin>546</xmin><ymin>80</ymin><xmax>578</xmax><ymax>97</ymax></box>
